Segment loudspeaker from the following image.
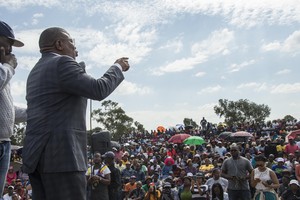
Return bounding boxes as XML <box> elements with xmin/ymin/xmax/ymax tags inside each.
<box><xmin>91</xmin><ymin>131</ymin><xmax>111</xmax><ymax>155</ymax></box>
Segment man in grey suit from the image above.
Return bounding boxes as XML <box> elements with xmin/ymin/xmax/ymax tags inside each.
<box><xmin>22</xmin><ymin>27</ymin><xmax>130</xmax><ymax>200</ymax></box>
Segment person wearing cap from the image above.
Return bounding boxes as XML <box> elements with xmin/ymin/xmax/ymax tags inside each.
<box><xmin>21</xmin><ymin>27</ymin><xmax>130</xmax><ymax>200</ymax></box>
<box><xmin>215</xmin><ymin>141</ymin><xmax>227</xmax><ymax>157</ymax></box>
<box><xmin>250</xmin><ymin>155</ymin><xmax>279</xmax><ymax>200</ymax></box>
<box><xmin>86</xmin><ymin>152</ymin><xmax>111</xmax><ymax>200</ymax></box>
<box><xmin>221</xmin><ymin>143</ymin><xmax>253</xmax><ymax>200</ymax></box>
<box><xmin>0</xmin><ymin>21</ymin><xmax>26</xmax><ymax>198</ymax></box>
<box><xmin>128</xmin><ymin>181</ymin><xmax>145</xmax><ymax>200</ymax></box>
<box><xmin>2</xmin><ymin>185</ymin><xmax>18</xmax><ymax>200</ymax></box>
<box><xmin>271</xmin><ymin>157</ymin><xmax>287</xmax><ymax>181</ymax></box>
<box><xmin>103</xmin><ymin>151</ymin><xmax>122</xmax><ymax>200</ymax></box>
<box><xmin>280</xmin><ymin>179</ymin><xmax>300</xmax><ymax>200</ymax></box>
<box><xmin>121</xmin><ymin>161</ymin><xmax>134</xmax><ymax>184</ymax></box>
<box><xmin>124</xmin><ymin>176</ymin><xmax>137</xmax><ymax>199</ymax></box>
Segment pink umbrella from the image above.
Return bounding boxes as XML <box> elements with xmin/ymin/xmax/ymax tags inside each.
<box><xmin>232</xmin><ymin>131</ymin><xmax>253</xmax><ymax>137</ymax></box>
<box><xmin>164</xmin><ymin>156</ymin><xmax>175</xmax><ymax>165</ymax></box>
<box><xmin>168</xmin><ymin>133</ymin><xmax>191</xmax><ymax>143</ymax></box>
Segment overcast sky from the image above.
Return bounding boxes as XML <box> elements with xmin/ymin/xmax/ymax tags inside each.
<box><xmin>1</xmin><ymin>0</ymin><xmax>300</xmax><ymax>131</ymax></box>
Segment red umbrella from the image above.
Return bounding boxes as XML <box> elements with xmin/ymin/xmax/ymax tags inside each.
<box><xmin>286</xmin><ymin>129</ymin><xmax>300</xmax><ymax>141</ymax></box>
<box><xmin>164</xmin><ymin>156</ymin><xmax>175</xmax><ymax>165</ymax></box>
<box><xmin>168</xmin><ymin>133</ymin><xmax>191</xmax><ymax>143</ymax></box>
<box><xmin>232</xmin><ymin>131</ymin><xmax>253</xmax><ymax>137</ymax></box>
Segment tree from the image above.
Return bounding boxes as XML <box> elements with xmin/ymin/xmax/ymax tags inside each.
<box><xmin>11</xmin><ymin>122</ymin><xmax>26</xmax><ymax>145</ymax></box>
<box><xmin>183</xmin><ymin>118</ymin><xmax>199</xmax><ymax>129</ymax></box>
<box><xmin>283</xmin><ymin>115</ymin><xmax>296</xmax><ymax>123</ymax></box>
<box><xmin>214</xmin><ymin>99</ymin><xmax>271</xmax><ymax>127</ymax></box>
<box><xmin>91</xmin><ymin>100</ymin><xmax>144</xmax><ymax>140</ymax></box>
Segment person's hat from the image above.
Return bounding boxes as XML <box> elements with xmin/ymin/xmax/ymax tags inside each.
<box><xmin>288</xmin><ymin>136</ymin><xmax>294</xmax><ymax>140</ymax></box>
<box><xmin>9</xmin><ymin>166</ymin><xmax>13</xmax><ymax>170</ymax></box>
<box><xmin>145</xmin><ymin>176</ymin><xmax>152</xmax><ymax>181</ymax></box>
<box><xmin>149</xmin><ymin>182</ymin><xmax>155</xmax><ymax>186</ymax></box>
<box><xmin>163</xmin><ymin>182</ymin><xmax>172</xmax><ymax>188</ymax></box>
<box><xmin>277</xmin><ymin>157</ymin><xmax>285</xmax><ymax>162</ymax></box>
<box><xmin>8</xmin><ymin>185</ymin><xmax>14</xmax><ymax>189</ymax></box>
<box><xmin>165</xmin><ymin>175</ymin><xmax>173</xmax><ymax>180</ymax></box>
<box><xmin>187</xmin><ymin>172</ymin><xmax>193</xmax><ymax>177</ymax></box>
<box><xmin>130</xmin><ymin>175</ymin><xmax>136</xmax><ymax>179</ymax></box>
<box><xmin>102</xmin><ymin>151</ymin><xmax>115</xmax><ymax>159</ymax></box>
<box><xmin>194</xmin><ymin>154</ymin><xmax>200</xmax><ymax>158</ymax></box>
<box><xmin>125</xmin><ymin>161</ymin><xmax>131</xmax><ymax>165</ymax></box>
<box><xmin>0</xmin><ymin>21</ymin><xmax>24</xmax><ymax>47</ymax></box>
<box><xmin>289</xmin><ymin>180</ymin><xmax>300</xmax><ymax>186</ymax></box>
<box><xmin>112</xmin><ymin>147</ymin><xmax>118</xmax><ymax>151</ymax></box>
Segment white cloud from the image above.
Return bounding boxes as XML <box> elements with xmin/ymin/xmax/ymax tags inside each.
<box><xmin>195</xmin><ymin>71</ymin><xmax>206</xmax><ymax>77</ymax></box>
<box><xmin>237</xmin><ymin>82</ymin><xmax>268</xmax><ymax>92</ymax></box>
<box><xmin>270</xmin><ymin>83</ymin><xmax>300</xmax><ymax>94</ymax></box>
<box><xmin>153</xmin><ymin>29</ymin><xmax>234</xmax><ymax>75</ymax></box>
<box><xmin>198</xmin><ymin>85</ymin><xmax>222</xmax><ymax>94</ymax></box>
<box><xmin>261</xmin><ymin>41</ymin><xmax>281</xmax><ymax>52</ymax></box>
<box><xmin>17</xmin><ymin>56</ymin><xmax>40</xmax><ymax>71</ymax></box>
<box><xmin>159</xmin><ymin>37</ymin><xmax>183</xmax><ymax>53</ymax></box>
<box><xmin>276</xmin><ymin>69</ymin><xmax>291</xmax><ymax>75</ymax></box>
<box><xmin>32</xmin><ymin>13</ymin><xmax>44</xmax><ymax>25</ymax></box>
<box><xmin>261</xmin><ymin>31</ymin><xmax>300</xmax><ymax>55</ymax></box>
<box><xmin>228</xmin><ymin>59</ymin><xmax>256</xmax><ymax>73</ymax></box>
<box><xmin>11</xmin><ymin>81</ymin><xmax>26</xmax><ymax>96</ymax></box>
<box><xmin>115</xmin><ymin>80</ymin><xmax>153</xmax><ymax>95</ymax></box>
<box><xmin>192</xmin><ymin>29</ymin><xmax>234</xmax><ymax>56</ymax></box>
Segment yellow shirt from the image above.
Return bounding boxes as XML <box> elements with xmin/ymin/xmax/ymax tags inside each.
<box><xmin>276</xmin><ymin>145</ymin><xmax>286</xmax><ymax>152</ymax></box>
<box><xmin>199</xmin><ymin>164</ymin><xmax>214</xmax><ymax>172</ymax></box>
<box><xmin>145</xmin><ymin>190</ymin><xmax>161</xmax><ymax>200</ymax></box>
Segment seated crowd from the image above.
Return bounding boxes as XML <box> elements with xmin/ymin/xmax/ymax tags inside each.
<box><xmin>3</xmin><ymin>124</ymin><xmax>300</xmax><ymax>200</ymax></box>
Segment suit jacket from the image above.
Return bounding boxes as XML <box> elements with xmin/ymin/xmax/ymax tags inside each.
<box><xmin>22</xmin><ymin>52</ymin><xmax>124</xmax><ymax>173</ymax></box>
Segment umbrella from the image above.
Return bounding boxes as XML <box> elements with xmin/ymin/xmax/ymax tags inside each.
<box><xmin>232</xmin><ymin>131</ymin><xmax>253</xmax><ymax>137</ymax></box>
<box><xmin>168</xmin><ymin>133</ymin><xmax>191</xmax><ymax>143</ymax></box>
<box><xmin>218</xmin><ymin>131</ymin><xmax>233</xmax><ymax>139</ymax></box>
<box><xmin>286</xmin><ymin>129</ymin><xmax>300</xmax><ymax>141</ymax></box>
<box><xmin>183</xmin><ymin>136</ymin><xmax>205</xmax><ymax>145</ymax></box>
<box><xmin>157</xmin><ymin>125</ymin><xmax>166</xmax><ymax>133</ymax></box>
<box><xmin>164</xmin><ymin>156</ymin><xmax>175</xmax><ymax>165</ymax></box>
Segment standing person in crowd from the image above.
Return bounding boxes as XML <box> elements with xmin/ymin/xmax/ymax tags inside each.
<box><xmin>86</xmin><ymin>152</ymin><xmax>111</xmax><ymax>200</ymax></box>
<box><xmin>280</xmin><ymin>179</ymin><xmax>300</xmax><ymax>200</ymax></box>
<box><xmin>250</xmin><ymin>155</ymin><xmax>279</xmax><ymax>200</ymax></box>
<box><xmin>0</xmin><ymin>21</ymin><xmax>26</xmax><ymax>198</ymax></box>
<box><xmin>103</xmin><ymin>151</ymin><xmax>122</xmax><ymax>200</ymax></box>
<box><xmin>22</xmin><ymin>26</ymin><xmax>130</xmax><ymax>200</ymax></box>
<box><xmin>221</xmin><ymin>143</ymin><xmax>253</xmax><ymax>200</ymax></box>
<box><xmin>266</xmin><ymin>154</ymin><xmax>276</xmax><ymax>169</ymax></box>
<box><xmin>5</xmin><ymin>166</ymin><xmax>17</xmax><ymax>185</ymax></box>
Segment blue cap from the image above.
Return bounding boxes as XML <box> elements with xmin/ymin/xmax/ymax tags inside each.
<box><xmin>0</xmin><ymin>21</ymin><xmax>24</xmax><ymax>47</ymax></box>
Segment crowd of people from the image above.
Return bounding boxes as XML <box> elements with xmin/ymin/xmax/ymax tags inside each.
<box><xmin>3</xmin><ymin>122</ymin><xmax>300</xmax><ymax>200</ymax></box>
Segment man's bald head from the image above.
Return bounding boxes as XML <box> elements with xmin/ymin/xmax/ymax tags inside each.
<box><xmin>39</xmin><ymin>27</ymin><xmax>70</xmax><ymax>52</ymax></box>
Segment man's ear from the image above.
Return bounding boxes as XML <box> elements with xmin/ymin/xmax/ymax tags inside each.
<box><xmin>54</xmin><ymin>40</ymin><xmax>63</xmax><ymax>51</ymax></box>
